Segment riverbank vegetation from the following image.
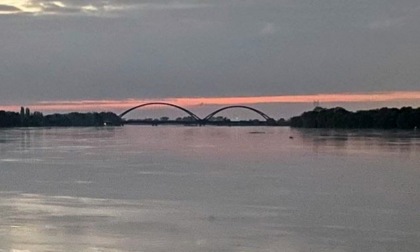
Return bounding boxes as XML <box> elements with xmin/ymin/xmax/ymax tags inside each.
<box><xmin>1</xmin><ymin>106</ymin><xmax>420</xmax><ymax>129</ymax></box>
<box><xmin>0</xmin><ymin>107</ymin><xmax>122</xmax><ymax>127</ymax></box>
<box><xmin>290</xmin><ymin>107</ymin><xmax>420</xmax><ymax>129</ymax></box>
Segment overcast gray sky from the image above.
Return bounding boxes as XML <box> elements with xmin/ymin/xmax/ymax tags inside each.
<box><xmin>1</xmin><ymin>0</ymin><xmax>420</xmax><ymax>110</ymax></box>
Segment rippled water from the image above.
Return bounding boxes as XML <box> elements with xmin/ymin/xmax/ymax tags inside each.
<box><xmin>0</xmin><ymin>126</ymin><xmax>419</xmax><ymax>251</ymax></box>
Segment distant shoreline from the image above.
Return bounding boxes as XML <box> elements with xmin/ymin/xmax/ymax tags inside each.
<box><xmin>1</xmin><ymin>106</ymin><xmax>419</xmax><ymax>129</ymax></box>
<box><xmin>0</xmin><ymin>108</ymin><xmax>122</xmax><ymax>128</ymax></box>
<box><xmin>290</xmin><ymin>106</ymin><xmax>419</xmax><ymax>130</ymax></box>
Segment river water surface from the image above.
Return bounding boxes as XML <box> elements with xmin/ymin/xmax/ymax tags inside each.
<box><xmin>0</xmin><ymin>126</ymin><xmax>419</xmax><ymax>251</ymax></box>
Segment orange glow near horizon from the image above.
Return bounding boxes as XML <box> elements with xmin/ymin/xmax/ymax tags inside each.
<box><xmin>1</xmin><ymin>91</ymin><xmax>420</xmax><ymax>113</ymax></box>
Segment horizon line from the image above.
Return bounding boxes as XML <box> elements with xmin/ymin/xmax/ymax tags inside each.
<box><xmin>1</xmin><ymin>91</ymin><xmax>420</xmax><ymax>112</ymax></box>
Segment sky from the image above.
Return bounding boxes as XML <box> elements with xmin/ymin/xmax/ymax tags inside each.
<box><xmin>1</xmin><ymin>0</ymin><xmax>420</xmax><ymax>117</ymax></box>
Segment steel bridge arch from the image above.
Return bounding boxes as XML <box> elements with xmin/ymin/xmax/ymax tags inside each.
<box><xmin>203</xmin><ymin>105</ymin><xmax>273</xmax><ymax>122</ymax></box>
<box><xmin>119</xmin><ymin>102</ymin><xmax>202</xmax><ymax>121</ymax></box>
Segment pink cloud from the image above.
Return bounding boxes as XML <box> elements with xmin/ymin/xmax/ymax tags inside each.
<box><xmin>1</xmin><ymin>91</ymin><xmax>420</xmax><ymax>113</ymax></box>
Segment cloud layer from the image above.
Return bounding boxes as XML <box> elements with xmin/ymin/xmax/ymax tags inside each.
<box><xmin>1</xmin><ymin>0</ymin><xmax>420</xmax><ymax>107</ymax></box>
<box><xmin>2</xmin><ymin>91</ymin><xmax>420</xmax><ymax>114</ymax></box>
<box><xmin>0</xmin><ymin>0</ymin><xmax>211</xmax><ymax>15</ymax></box>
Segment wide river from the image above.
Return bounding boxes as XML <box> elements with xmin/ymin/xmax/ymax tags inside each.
<box><xmin>0</xmin><ymin>126</ymin><xmax>419</xmax><ymax>252</ymax></box>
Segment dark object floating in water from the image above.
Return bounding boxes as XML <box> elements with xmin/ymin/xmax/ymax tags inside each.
<box><xmin>289</xmin><ymin>136</ymin><xmax>294</xmax><ymax>139</ymax></box>
<box><xmin>249</xmin><ymin>131</ymin><xmax>265</xmax><ymax>134</ymax></box>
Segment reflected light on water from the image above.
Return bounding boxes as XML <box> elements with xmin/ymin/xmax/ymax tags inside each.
<box><xmin>0</xmin><ymin>193</ymin><xmax>306</xmax><ymax>252</ymax></box>
<box><xmin>0</xmin><ymin>127</ymin><xmax>419</xmax><ymax>251</ymax></box>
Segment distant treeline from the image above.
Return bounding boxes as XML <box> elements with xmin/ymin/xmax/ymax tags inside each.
<box><xmin>290</xmin><ymin>107</ymin><xmax>420</xmax><ymax>129</ymax></box>
<box><xmin>0</xmin><ymin>108</ymin><xmax>122</xmax><ymax>128</ymax></box>
<box><xmin>2</xmin><ymin>106</ymin><xmax>420</xmax><ymax>129</ymax></box>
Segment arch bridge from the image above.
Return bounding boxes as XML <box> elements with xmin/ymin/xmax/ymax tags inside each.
<box><xmin>203</xmin><ymin>105</ymin><xmax>273</xmax><ymax>122</ymax></box>
<box><xmin>119</xmin><ymin>102</ymin><xmax>276</xmax><ymax>125</ymax></box>
<box><xmin>119</xmin><ymin>102</ymin><xmax>201</xmax><ymax>122</ymax></box>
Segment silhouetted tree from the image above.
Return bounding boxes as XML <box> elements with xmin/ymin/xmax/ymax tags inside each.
<box><xmin>290</xmin><ymin>106</ymin><xmax>420</xmax><ymax>129</ymax></box>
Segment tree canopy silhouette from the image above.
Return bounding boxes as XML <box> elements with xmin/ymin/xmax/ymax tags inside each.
<box><xmin>290</xmin><ymin>107</ymin><xmax>420</xmax><ymax>129</ymax></box>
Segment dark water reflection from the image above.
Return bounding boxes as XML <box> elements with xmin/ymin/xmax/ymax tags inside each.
<box><xmin>0</xmin><ymin>127</ymin><xmax>419</xmax><ymax>251</ymax></box>
<box><xmin>294</xmin><ymin>129</ymin><xmax>420</xmax><ymax>156</ymax></box>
